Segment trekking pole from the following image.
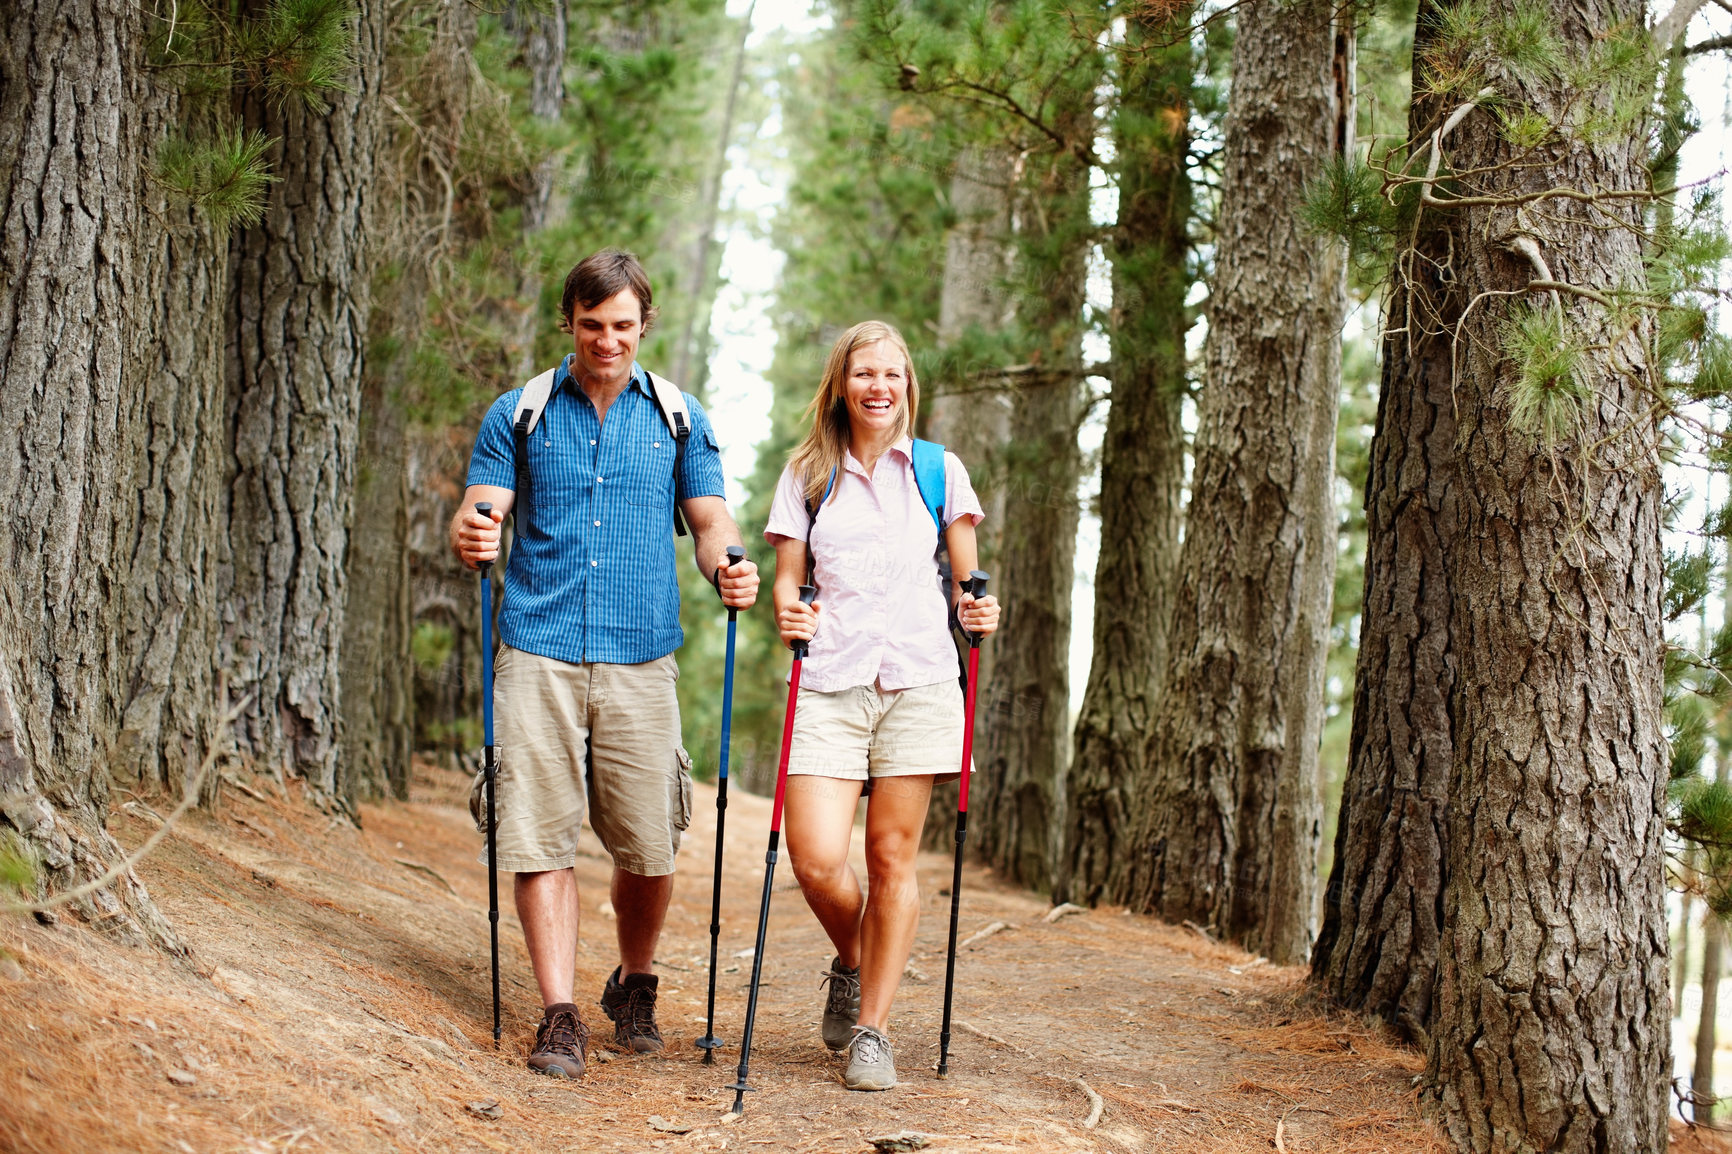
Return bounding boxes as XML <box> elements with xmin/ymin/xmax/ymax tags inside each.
<box><xmin>476</xmin><ymin>501</ymin><xmax>502</xmax><ymax>1047</ymax></box>
<box><xmin>937</xmin><ymin>570</ymin><xmax>990</xmax><ymax>1079</ymax></box>
<box><xmin>697</xmin><ymin>545</ymin><xmax>747</xmax><ymax>1064</ymax></box>
<box><xmin>728</xmin><ymin>583</ymin><xmax>818</xmax><ymax>1115</ymax></box>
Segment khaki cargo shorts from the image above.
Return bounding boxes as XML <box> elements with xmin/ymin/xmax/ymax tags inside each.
<box><xmin>477</xmin><ymin>646</ymin><xmax>693</xmax><ymax>877</ymax></box>
<box><xmin>785</xmin><ymin>679</ymin><xmax>965</xmax><ymax>784</ymax></box>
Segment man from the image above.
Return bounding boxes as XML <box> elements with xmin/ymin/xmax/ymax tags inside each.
<box><xmin>451</xmin><ymin>248</ymin><xmax>758</xmax><ymax>1079</ymax></box>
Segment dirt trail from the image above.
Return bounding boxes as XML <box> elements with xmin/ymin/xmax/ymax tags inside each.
<box><xmin>2</xmin><ymin>761</ymin><xmax>1456</xmax><ymax>1152</ymax></box>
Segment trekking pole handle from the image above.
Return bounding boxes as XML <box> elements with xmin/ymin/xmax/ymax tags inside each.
<box><xmin>475</xmin><ymin>502</ymin><xmax>494</xmax><ymax>574</ymax></box>
<box><xmin>962</xmin><ymin>570</ymin><xmax>989</xmax><ymax>646</ymax></box>
<box><xmin>791</xmin><ymin>584</ymin><xmax>818</xmax><ymax>657</ymax></box>
<box><xmin>717</xmin><ymin>545</ymin><xmax>747</xmax><ymax>600</ymax></box>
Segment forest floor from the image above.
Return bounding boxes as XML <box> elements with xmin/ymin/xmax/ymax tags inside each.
<box><xmin>0</xmin><ymin>759</ymin><xmax>1703</xmax><ymax>1154</ymax></box>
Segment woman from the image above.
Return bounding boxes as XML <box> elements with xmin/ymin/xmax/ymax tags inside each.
<box><xmin>763</xmin><ymin>320</ymin><xmax>1001</xmax><ymax>1091</ymax></box>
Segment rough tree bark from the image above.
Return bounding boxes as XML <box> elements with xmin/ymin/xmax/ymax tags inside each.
<box><xmin>971</xmin><ymin>86</ymin><xmax>1097</xmax><ymax>890</ymax></box>
<box><xmin>0</xmin><ymin>0</ymin><xmax>183</xmax><ymax>948</ymax></box>
<box><xmin>1120</xmin><ymin>0</ymin><xmax>1350</xmax><ymax>963</ymax></box>
<box><xmin>1412</xmin><ymin>0</ymin><xmax>1670</xmax><ymax>1146</ymax></box>
<box><xmin>1055</xmin><ymin>9</ymin><xmax>1192</xmax><ymax>905</ymax></box>
<box><xmin>921</xmin><ymin>145</ymin><xmax>1014</xmax><ymax>853</ymax></box>
<box><xmin>223</xmin><ymin>0</ymin><xmax>387</xmax><ymax>804</ymax></box>
<box><xmin>1311</xmin><ymin>6</ymin><xmax>1457</xmax><ymax>1037</ymax></box>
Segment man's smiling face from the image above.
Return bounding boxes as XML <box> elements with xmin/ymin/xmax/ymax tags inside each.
<box><xmin>843</xmin><ymin>339</ymin><xmax>907</xmax><ymax>442</ymax></box>
<box><xmin>571</xmin><ymin>288</ymin><xmax>644</xmax><ymax>388</ymax></box>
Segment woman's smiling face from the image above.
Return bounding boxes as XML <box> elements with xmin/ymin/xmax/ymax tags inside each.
<box><xmin>843</xmin><ymin>339</ymin><xmax>908</xmax><ymax>442</ymax></box>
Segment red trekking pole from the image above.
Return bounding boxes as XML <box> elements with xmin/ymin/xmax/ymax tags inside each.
<box><xmin>937</xmin><ymin>569</ymin><xmax>990</xmax><ymax>1078</ymax></box>
<box><xmin>728</xmin><ymin>583</ymin><xmax>818</xmax><ymax>1115</ymax></box>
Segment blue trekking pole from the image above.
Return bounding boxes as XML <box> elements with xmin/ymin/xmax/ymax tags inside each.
<box><xmin>476</xmin><ymin>501</ymin><xmax>502</xmax><ymax>1046</ymax></box>
<box><xmin>696</xmin><ymin>544</ymin><xmax>747</xmax><ymax>1064</ymax></box>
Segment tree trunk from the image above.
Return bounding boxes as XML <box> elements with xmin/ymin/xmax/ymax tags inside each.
<box><xmin>1696</xmin><ymin>916</ymin><xmax>1721</xmax><ymax>1123</ymax></box>
<box><xmin>921</xmin><ymin>146</ymin><xmax>1014</xmax><ymax>853</ymax></box>
<box><xmin>1120</xmin><ymin>0</ymin><xmax>1350</xmax><ymax>963</ymax></box>
<box><xmin>1419</xmin><ymin>2</ymin><xmax>1670</xmax><ymax>1147</ymax></box>
<box><xmin>223</xmin><ymin>0</ymin><xmax>387</xmax><ymax>805</ymax></box>
<box><xmin>1311</xmin><ymin>7</ymin><xmax>1458</xmax><ymax>1036</ymax></box>
<box><xmin>0</xmin><ymin>0</ymin><xmax>182</xmax><ymax>949</ymax></box>
<box><xmin>1054</xmin><ymin>9</ymin><xmax>1192</xmax><ymax>906</ymax></box>
<box><xmin>971</xmin><ymin>95</ymin><xmax>1097</xmax><ymax>890</ymax></box>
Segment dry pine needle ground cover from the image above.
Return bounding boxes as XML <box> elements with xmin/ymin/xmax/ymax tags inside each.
<box><xmin>0</xmin><ymin>760</ymin><xmax>1457</xmax><ymax>1152</ymax></box>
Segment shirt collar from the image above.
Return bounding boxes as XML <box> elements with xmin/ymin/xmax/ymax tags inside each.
<box><xmin>842</xmin><ymin>437</ymin><xmax>914</xmax><ymax>476</ymax></box>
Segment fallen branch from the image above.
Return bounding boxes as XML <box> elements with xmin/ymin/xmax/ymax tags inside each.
<box><xmin>395</xmin><ymin>859</ymin><xmax>457</xmax><ymax>896</ymax></box>
<box><xmin>1043</xmin><ymin>902</ymin><xmax>1086</xmax><ymax>923</ymax></box>
<box><xmin>1071</xmin><ymin>1078</ymin><xmax>1104</xmax><ymax>1129</ymax></box>
<box><xmin>1181</xmin><ymin>919</ymin><xmax>1214</xmax><ymax>941</ymax></box>
<box><xmin>1</xmin><ymin>688</ymin><xmax>249</xmax><ymax>916</ymax></box>
<box><xmin>960</xmin><ymin>921</ymin><xmax>1010</xmax><ymax>949</ymax></box>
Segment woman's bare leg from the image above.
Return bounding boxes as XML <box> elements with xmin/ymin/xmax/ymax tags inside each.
<box><xmin>783</xmin><ymin>775</ymin><xmax>868</xmax><ymax>966</ymax></box>
<box><xmin>857</xmin><ymin>774</ymin><xmax>934</xmax><ymax>1032</ymax></box>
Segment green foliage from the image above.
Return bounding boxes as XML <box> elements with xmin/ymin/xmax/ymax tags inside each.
<box><xmin>0</xmin><ymin>831</ymin><xmax>35</xmax><ymax>897</ymax></box>
<box><xmin>150</xmin><ymin>0</ymin><xmax>361</xmax><ymax>111</ymax></box>
<box><xmin>1298</xmin><ymin>156</ymin><xmax>1412</xmax><ymax>275</ymax></box>
<box><xmin>154</xmin><ymin>129</ymin><xmax>278</xmax><ymax>230</ymax></box>
<box><xmin>411</xmin><ymin>621</ymin><xmax>455</xmax><ymax>674</ymax></box>
<box><xmin>1666</xmin><ymin>548</ymin><xmax>1718</xmax><ymax>624</ymax></box>
<box><xmin>1500</xmin><ymin>306</ymin><xmax>1590</xmax><ymax>446</ymax></box>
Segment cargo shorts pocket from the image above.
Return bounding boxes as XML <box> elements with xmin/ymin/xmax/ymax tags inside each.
<box><xmin>673</xmin><ymin>746</ymin><xmax>695</xmax><ymax>832</ymax></box>
<box><xmin>469</xmin><ymin>756</ymin><xmax>496</xmax><ymax>835</ymax></box>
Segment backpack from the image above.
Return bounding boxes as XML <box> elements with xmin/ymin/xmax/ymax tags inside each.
<box><xmin>510</xmin><ymin>364</ymin><xmax>693</xmax><ymax>535</ymax></box>
<box><xmin>804</xmin><ymin>438</ymin><xmax>950</xmax><ymax>591</ymax></box>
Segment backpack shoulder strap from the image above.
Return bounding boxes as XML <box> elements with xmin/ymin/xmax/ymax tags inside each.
<box><xmin>511</xmin><ymin>367</ymin><xmax>559</xmax><ymax>515</ymax></box>
<box><xmin>802</xmin><ymin>465</ymin><xmax>839</xmax><ymax>589</ymax></box>
<box><xmin>910</xmin><ymin>438</ymin><xmax>947</xmax><ymax>532</ymax></box>
<box><xmin>643</xmin><ymin>370</ymin><xmax>692</xmax><ymax>537</ymax></box>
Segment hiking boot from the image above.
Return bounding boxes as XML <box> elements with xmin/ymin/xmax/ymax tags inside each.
<box><xmin>844</xmin><ymin>1025</ymin><xmax>896</xmax><ymax>1091</ymax></box>
<box><xmin>599</xmin><ymin>966</ymin><xmax>665</xmax><ymax>1053</ymax></box>
<box><xmin>527</xmin><ymin>1003</ymin><xmax>589</xmax><ymax>1079</ymax></box>
<box><xmin>820</xmin><ymin>956</ymin><xmax>861</xmax><ymax>1051</ymax></box>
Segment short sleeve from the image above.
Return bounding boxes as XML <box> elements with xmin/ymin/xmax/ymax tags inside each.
<box><xmin>764</xmin><ymin>463</ymin><xmax>814</xmax><ymax>544</ymax></box>
<box><xmin>466</xmin><ymin>390</ymin><xmax>522</xmax><ymax>490</ymax></box>
<box><xmin>942</xmin><ymin>451</ymin><xmax>984</xmax><ymax>527</ymax></box>
<box><xmin>678</xmin><ymin>394</ymin><xmax>728</xmax><ymax>500</ymax></box>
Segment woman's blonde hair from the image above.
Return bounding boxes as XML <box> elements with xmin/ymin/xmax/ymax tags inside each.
<box><xmin>787</xmin><ymin>320</ymin><xmax>921</xmax><ymax>508</ymax></box>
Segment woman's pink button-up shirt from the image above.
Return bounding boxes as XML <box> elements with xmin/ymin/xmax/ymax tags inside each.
<box><xmin>764</xmin><ymin>440</ymin><xmax>984</xmax><ymax>693</ymax></box>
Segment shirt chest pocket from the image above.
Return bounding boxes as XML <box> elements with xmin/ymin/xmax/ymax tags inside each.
<box><xmin>624</xmin><ymin>437</ymin><xmax>676</xmax><ymax>508</ymax></box>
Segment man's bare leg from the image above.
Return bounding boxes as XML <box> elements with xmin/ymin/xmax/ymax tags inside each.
<box><xmin>613</xmin><ymin>868</ymin><xmax>674</xmax><ymax>976</ymax></box>
<box><xmin>517</xmin><ymin>868</ymin><xmax>581</xmax><ymax>1006</ymax></box>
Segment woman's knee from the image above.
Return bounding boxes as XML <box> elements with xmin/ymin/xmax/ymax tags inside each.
<box><xmin>790</xmin><ymin>849</ymin><xmax>852</xmax><ymax>894</ymax></box>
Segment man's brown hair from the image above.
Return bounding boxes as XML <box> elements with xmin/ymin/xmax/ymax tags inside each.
<box><xmin>559</xmin><ymin>248</ymin><xmax>659</xmax><ymax>333</ymax></box>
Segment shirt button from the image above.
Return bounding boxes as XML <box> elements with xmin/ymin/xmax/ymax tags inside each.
<box><xmin>654</xmin><ymin>441</ymin><xmax>661</xmax><ymax>448</ymax></box>
<box><xmin>591</xmin><ymin>560</ymin><xmax>598</xmax><ymax>567</ymax></box>
<box><xmin>590</xmin><ymin>439</ymin><xmax>597</xmax><ymax>446</ymax></box>
<box><xmin>544</xmin><ymin>440</ymin><xmax>550</xmax><ymax>447</ymax></box>
<box><xmin>597</xmin><ymin>476</ymin><xmax>604</xmax><ymax>483</ymax></box>
<box><xmin>593</xmin><ymin>520</ymin><xmax>600</xmax><ymax>527</ymax></box>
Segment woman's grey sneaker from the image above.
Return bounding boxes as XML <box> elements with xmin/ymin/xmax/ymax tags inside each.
<box><xmin>820</xmin><ymin>956</ymin><xmax>861</xmax><ymax>1051</ymax></box>
<box><xmin>600</xmin><ymin>966</ymin><xmax>665</xmax><ymax>1053</ymax></box>
<box><xmin>528</xmin><ymin>1003</ymin><xmax>589</xmax><ymax>1078</ymax></box>
<box><xmin>844</xmin><ymin>1025</ymin><xmax>896</xmax><ymax>1091</ymax></box>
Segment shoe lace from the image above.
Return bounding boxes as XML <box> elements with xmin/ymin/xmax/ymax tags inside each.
<box><xmin>820</xmin><ymin>967</ymin><xmax>860</xmax><ymax>1015</ymax></box>
<box><xmin>622</xmin><ymin>987</ymin><xmax>662</xmax><ymax>1040</ymax></box>
<box><xmin>541</xmin><ymin>1009</ymin><xmax>589</xmax><ymax>1057</ymax></box>
<box><xmin>850</xmin><ymin>1026</ymin><xmax>890</xmax><ymax>1065</ymax></box>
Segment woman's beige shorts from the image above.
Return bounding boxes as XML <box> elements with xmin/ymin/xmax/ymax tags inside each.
<box><xmin>482</xmin><ymin>646</ymin><xmax>693</xmax><ymax>876</ymax></box>
<box><xmin>785</xmin><ymin>679</ymin><xmax>966</xmax><ymax>783</ymax></box>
